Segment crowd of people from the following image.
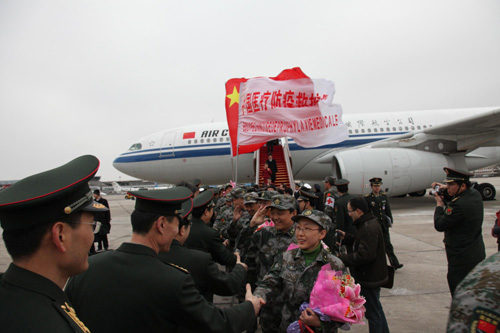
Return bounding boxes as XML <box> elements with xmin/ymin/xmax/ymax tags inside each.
<box><xmin>0</xmin><ymin>155</ymin><xmax>498</xmax><ymax>332</ymax></box>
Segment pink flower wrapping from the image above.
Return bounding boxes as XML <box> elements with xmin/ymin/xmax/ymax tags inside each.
<box><xmin>309</xmin><ymin>265</ymin><xmax>366</xmax><ymax>324</ymax></box>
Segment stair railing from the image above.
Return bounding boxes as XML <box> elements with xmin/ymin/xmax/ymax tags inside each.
<box><xmin>281</xmin><ymin>138</ymin><xmax>295</xmax><ymax>189</ymax></box>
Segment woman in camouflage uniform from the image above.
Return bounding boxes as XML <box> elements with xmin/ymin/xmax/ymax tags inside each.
<box><xmin>254</xmin><ymin>209</ymin><xmax>344</xmax><ymax>332</ymax></box>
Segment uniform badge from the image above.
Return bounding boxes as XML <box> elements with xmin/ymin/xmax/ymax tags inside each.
<box><xmin>274</xmin><ymin>198</ymin><xmax>281</xmax><ymax>205</ymax></box>
<box><xmin>304</xmin><ymin>210</ymin><xmax>312</xmax><ymax>216</ymax></box>
<box><xmin>445</xmin><ymin>207</ymin><xmax>453</xmax><ymax>215</ymax></box>
<box><xmin>287</xmin><ymin>263</ymin><xmax>298</xmax><ymax>271</ymax></box>
<box><xmin>470</xmin><ymin>307</ymin><xmax>500</xmax><ymax>332</ymax></box>
<box><xmin>371</xmin><ymin>202</ymin><xmax>375</xmax><ymax>206</ymax></box>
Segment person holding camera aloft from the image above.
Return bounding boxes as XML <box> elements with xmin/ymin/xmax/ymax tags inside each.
<box><xmin>432</xmin><ymin>167</ymin><xmax>486</xmax><ymax>295</ymax></box>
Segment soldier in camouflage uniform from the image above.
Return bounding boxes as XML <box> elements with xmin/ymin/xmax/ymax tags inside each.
<box><xmin>225</xmin><ymin>188</ymin><xmax>249</xmax><ymax>248</ymax></box>
<box><xmin>213</xmin><ymin>193</ymin><xmax>233</xmax><ymax>235</ymax></box>
<box><xmin>244</xmin><ymin>194</ymin><xmax>298</xmax><ymax>333</ymax></box>
<box><xmin>323</xmin><ymin>176</ymin><xmax>339</xmax><ymax>221</ymax></box>
<box><xmin>254</xmin><ymin>209</ymin><xmax>344</xmax><ymax>332</ymax></box>
<box><xmin>365</xmin><ymin>177</ymin><xmax>403</xmax><ymax>270</ymax></box>
<box><xmin>447</xmin><ymin>251</ymin><xmax>500</xmax><ymax>332</ymax></box>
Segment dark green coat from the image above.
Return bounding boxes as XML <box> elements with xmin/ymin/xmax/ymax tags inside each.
<box><xmin>158</xmin><ymin>239</ymin><xmax>247</xmax><ymax>302</ymax></box>
<box><xmin>364</xmin><ymin>192</ymin><xmax>392</xmax><ymax>227</ymax></box>
<box><xmin>0</xmin><ymin>263</ymin><xmax>90</xmax><ymax>332</ymax></box>
<box><xmin>185</xmin><ymin>217</ymin><xmax>237</xmax><ymax>267</ymax></box>
<box><xmin>434</xmin><ymin>188</ymin><xmax>486</xmax><ymax>293</ymax></box>
<box><xmin>65</xmin><ymin>243</ymin><xmax>255</xmax><ymax>333</ymax></box>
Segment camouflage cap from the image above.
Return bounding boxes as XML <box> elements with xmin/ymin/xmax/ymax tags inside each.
<box><xmin>231</xmin><ymin>187</ymin><xmax>247</xmax><ymax>198</ymax></box>
<box><xmin>266</xmin><ymin>194</ymin><xmax>295</xmax><ymax>210</ymax></box>
<box><xmin>243</xmin><ymin>192</ymin><xmax>259</xmax><ymax>204</ymax></box>
<box><xmin>324</xmin><ymin>176</ymin><xmax>336</xmax><ymax>185</ymax></box>
<box><xmin>256</xmin><ymin>191</ymin><xmax>274</xmax><ymax>201</ymax></box>
<box><xmin>292</xmin><ymin>209</ymin><xmax>332</xmax><ymax>232</ymax></box>
<box><xmin>224</xmin><ymin>193</ymin><xmax>233</xmax><ymax>202</ymax></box>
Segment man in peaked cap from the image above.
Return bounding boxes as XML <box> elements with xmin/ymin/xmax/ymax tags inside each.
<box><xmin>66</xmin><ymin>187</ymin><xmax>264</xmax><ymax>333</ymax></box>
<box><xmin>184</xmin><ymin>190</ymin><xmax>237</xmax><ymax>267</ymax></box>
<box><xmin>365</xmin><ymin>177</ymin><xmax>403</xmax><ymax>271</ymax></box>
<box><xmin>432</xmin><ymin>167</ymin><xmax>486</xmax><ymax>294</ymax></box>
<box><xmin>0</xmin><ymin>155</ymin><xmax>108</xmax><ymax>332</ymax></box>
<box><xmin>297</xmin><ymin>187</ymin><xmax>318</xmax><ymax>213</ymax></box>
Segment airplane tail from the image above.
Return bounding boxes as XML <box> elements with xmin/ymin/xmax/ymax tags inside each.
<box><xmin>112</xmin><ymin>182</ymin><xmax>123</xmax><ymax>193</ymax></box>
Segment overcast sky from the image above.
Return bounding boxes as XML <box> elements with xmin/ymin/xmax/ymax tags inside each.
<box><xmin>1</xmin><ymin>0</ymin><xmax>499</xmax><ymax>181</ymax></box>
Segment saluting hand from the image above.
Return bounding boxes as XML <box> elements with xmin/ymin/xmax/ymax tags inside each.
<box><xmin>249</xmin><ymin>205</ymin><xmax>269</xmax><ymax>227</ymax></box>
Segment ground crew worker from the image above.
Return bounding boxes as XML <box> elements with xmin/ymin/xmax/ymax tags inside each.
<box><xmin>0</xmin><ymin>155</ymin><xmax>108</xmax><ymax>332</ymax></box>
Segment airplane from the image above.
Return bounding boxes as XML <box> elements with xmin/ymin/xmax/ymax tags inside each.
<box><xmin>113</xmin><ymin>106</ymin><xmax>500</xmax><ymax>200</ymax></box>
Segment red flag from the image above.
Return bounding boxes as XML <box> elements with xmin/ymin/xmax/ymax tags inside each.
<box><xmin>224</xmin><ymin>67</ymin><xmax>347</xmax><ymax>156</ymax></box>
<box><xmin>183</xmin><ymin>132</ymin><xmax>195</xmax><ymax>139</ymax></box>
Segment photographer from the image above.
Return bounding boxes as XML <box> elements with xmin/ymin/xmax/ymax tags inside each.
<box><xmin>432</xmin><ymin>167</ymin><xmax>486</xmax><ymax>294</ymax></box>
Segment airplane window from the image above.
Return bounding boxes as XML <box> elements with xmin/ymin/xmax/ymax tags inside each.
<box><xmin>367</xmin><ymin>129</ymin><xmax>372</xmax><ymax>133</ymax></box>
<box><xmin>386</xmin><ymin>127</ymin><xmax>390</xmax><ymax>132</ymax></box>
<box><xmin>361</xmin><ymin>129</ymin><xmax>365</xmax><ymax>133</ymax></box>
<box><xmin>201</xmin><ymin>139</ymin><xmax>204</xmax><ymax>143</ymax></box>
<box><xmin>411</xmin><ymin>126</ymin><xmax>415</xmax><ymax>130</ymax></box>
<box><xmin>392</xmin><ymin>127</ymin><xmax>396</xmax><ymax>131</ymax></box>
<box><xmin>220</xmin><ymin>138</ymin><xmax>223</xmax><ymax>142</ymax></box>
<box><xmin>188</xmin><ymin>140</ymin><xmax>191</xmax><ymax>144</ymax></box>
<box><xmin>226</xmin><ymin>138</ymin><xmax>230</xmax><ymax>142</ymax></box>
<box><xmin>374</xmin><ymin>128</ymin><xmax>378</xmax><ymax>132</ymax></box>
<box><xmin>349</xmin><ymin>130</ymin><xmax>352</xmax><ymax>134</ymax></box>
<box><xmin>194</xmin><ymin>139</ymin><xmax>198</xmax><ymax>143</ymax></box>
<box><xmin>405</xmin><ymin>126</ymin><xmax>408</xmax><ymax>130</ymax></box>
<box><xmin>417</xmin><ymin>126</ymin><xmax>421</xmax><ymax>130</ymax></box>
<box><xmin>207</xmin><ymin>139</ymin><xmax>211</xmax><ymax>143</ymax></box>
<box><xmin>128</xmin><ymin>143</ymin><xmax>142</xmax><ymax>151</ymax></box>
<box><xmin>398</xmin><ymin>126</ymin><xmax>402</xmax><ymax>131</ymax></box>
<box><xmin>423</xmin><ymin>125</ymin><xmax>427</xmax><ymax>128</ymax></box>
<box><xmin>379</xmin><ymin>128</ymin><xmax>383</xmax><ymax>132</ymax></box>
<box><xmin>355</xmin><ymin>129</ymin><xmax>359</xmax><ymax>134</ymax></box>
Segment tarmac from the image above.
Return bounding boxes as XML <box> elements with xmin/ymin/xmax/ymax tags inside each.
<box><xmin>0</xmin><ymin>178</ymin><xmax>499</xmax><ymax>332</ymax></box>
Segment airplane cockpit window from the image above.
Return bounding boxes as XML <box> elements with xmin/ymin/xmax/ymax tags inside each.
<box><xmin>128</xmin><ymin>143</ymin><xmax>142</xmax><ymax>151</ymax></box>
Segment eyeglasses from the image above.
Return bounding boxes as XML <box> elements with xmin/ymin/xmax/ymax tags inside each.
<box><xmin>67</xmin><ymin>221</ymin><xmax>97</xmax><ymax>227</ymax></box>
<box><xmin>296</xmin><ymin>226</ymin><xmax>321</xmax><ymax>233</ymax></box>
<box><xmin>347</xmin><ymin>209</ymin><xmax>356</xmax><ymax>213</ymax></box>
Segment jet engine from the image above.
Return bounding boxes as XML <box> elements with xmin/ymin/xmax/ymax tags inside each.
<box><xmin>331</xmin><ymin>148</ymin><xmax>453</xmax><ymax>196</ymax></box>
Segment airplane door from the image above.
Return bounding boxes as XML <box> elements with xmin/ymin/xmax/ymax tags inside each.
<box><xmin>160</xmin><ymin>132</ymin><xmax>176</xmax><ymax>158</ymax></box>
<box><xmin>389</xmin><ymin>149</ymin><xmax>411</xmax><ymax>194</ymax></box>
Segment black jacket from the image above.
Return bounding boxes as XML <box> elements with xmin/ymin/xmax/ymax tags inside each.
<box><xmin>339</xmin><ymin>211</ymin><xmax>388</xmax><ymax>288</ymax></box>
<box><xmin>158</xmin><ymin>240</ymin><xmax>247</xmax><ymax>302</ymax></box>
<box><xmin>66</xmin><ymin>243</ymin><xmax>255</xmax><ymax>333</ymax></box>
<box><xmin>184</xmin><ymin>217</ymin><xmax>237</xmax><ymax>267</ymax></box>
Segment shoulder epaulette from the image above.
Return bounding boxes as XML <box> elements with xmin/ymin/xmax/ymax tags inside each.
<box><xmin>167</xmin><ymin>262</ymin><xmax>190</xmax><ymax>274</ymax></box>
<box><xmin>364</xmin><ymin>194</ymin><xmax>371</xmax><ymax>197</ymax></box>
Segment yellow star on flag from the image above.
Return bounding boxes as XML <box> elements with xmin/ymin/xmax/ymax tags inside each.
<box><xmin>226</xmin><ymin>86</ymin><xmax>240</xmax><ymax>108</ymax></box>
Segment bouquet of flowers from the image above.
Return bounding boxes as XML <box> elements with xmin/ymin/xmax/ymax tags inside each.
<box><xmin>287</xmin><ymin>265</ymin><xmax>366</xmax><ymax>332</ymax></box>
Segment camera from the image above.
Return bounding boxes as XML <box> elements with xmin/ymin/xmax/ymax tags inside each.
<box><xmin>429</xmin><ymin>185</ymin><xmax>446</xmax><ymax>196</ymax></box>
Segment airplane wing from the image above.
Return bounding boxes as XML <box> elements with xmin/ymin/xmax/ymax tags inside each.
<box><xmin>314</xmin><ymin>107</ymin><xmax>500</xmax><ymax>164</ymax></box>
<box><xmin>370</xmin><ymin>107</ymin><xmax>500</xmax><ymax>153</ymax></box>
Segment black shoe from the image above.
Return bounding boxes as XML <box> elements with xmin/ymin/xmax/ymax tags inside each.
<box><xmin>394</xmin><ymin>264</ymin><xmax>404</xmax><ymax>270</ymax></box>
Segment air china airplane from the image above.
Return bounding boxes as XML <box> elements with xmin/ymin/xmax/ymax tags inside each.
<box><xmin>113</xmin><ymin>107</ymin><xmax>500</xmax><ymax>199</ymax></box>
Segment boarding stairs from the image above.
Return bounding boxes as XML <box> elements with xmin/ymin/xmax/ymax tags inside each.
<box><xmin>255</xmin><ymin>142</ymin><xmax>294</xmax><ymax>187</ymax></box>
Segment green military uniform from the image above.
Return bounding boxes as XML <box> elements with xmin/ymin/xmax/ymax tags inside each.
<box><xmin>0</xmin><ymin>155</ymin><xmax>109</xmax><ymax>333</ymax></box>
<box><xmin>364</xmin><ymin>177</ymin><xmax>402</xmax><ymax>269</ymax></box>
<box><xmin>66</xmin><ymin>242</ymin><xmax>255</xmax><ymax>332</ymax></box>
<box><xmin>185</xmin><ymin>190</ymin><xmax>236</xmax><ymax>267</ymax></box>
<box><xmin>447</xmin><ymin>251</ymin><xmax>500</xmax><ymax>332</ymax></box>
<box><xmin>323</xmin><ymin>176</ymin><xmax>339</xmax><ymax>226</ymax></box>
<box><xmin>159</xmin><ymin>239</ymin><xmax>247</xmax><ymax>303</ymax></box>
<box><xmin>434</xmin><ymin>168</ymin><xmax>486</xmax><ymax>294</ymax></box>
<box><xmin>213</xmin><ymin>194</ymin><xmax>233</xmax><ymax>236</ymax></box>
<box><xmin>0</xmin><ymin>264</ymin><xmax>90</xmax><ymax>332</ymax></box>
